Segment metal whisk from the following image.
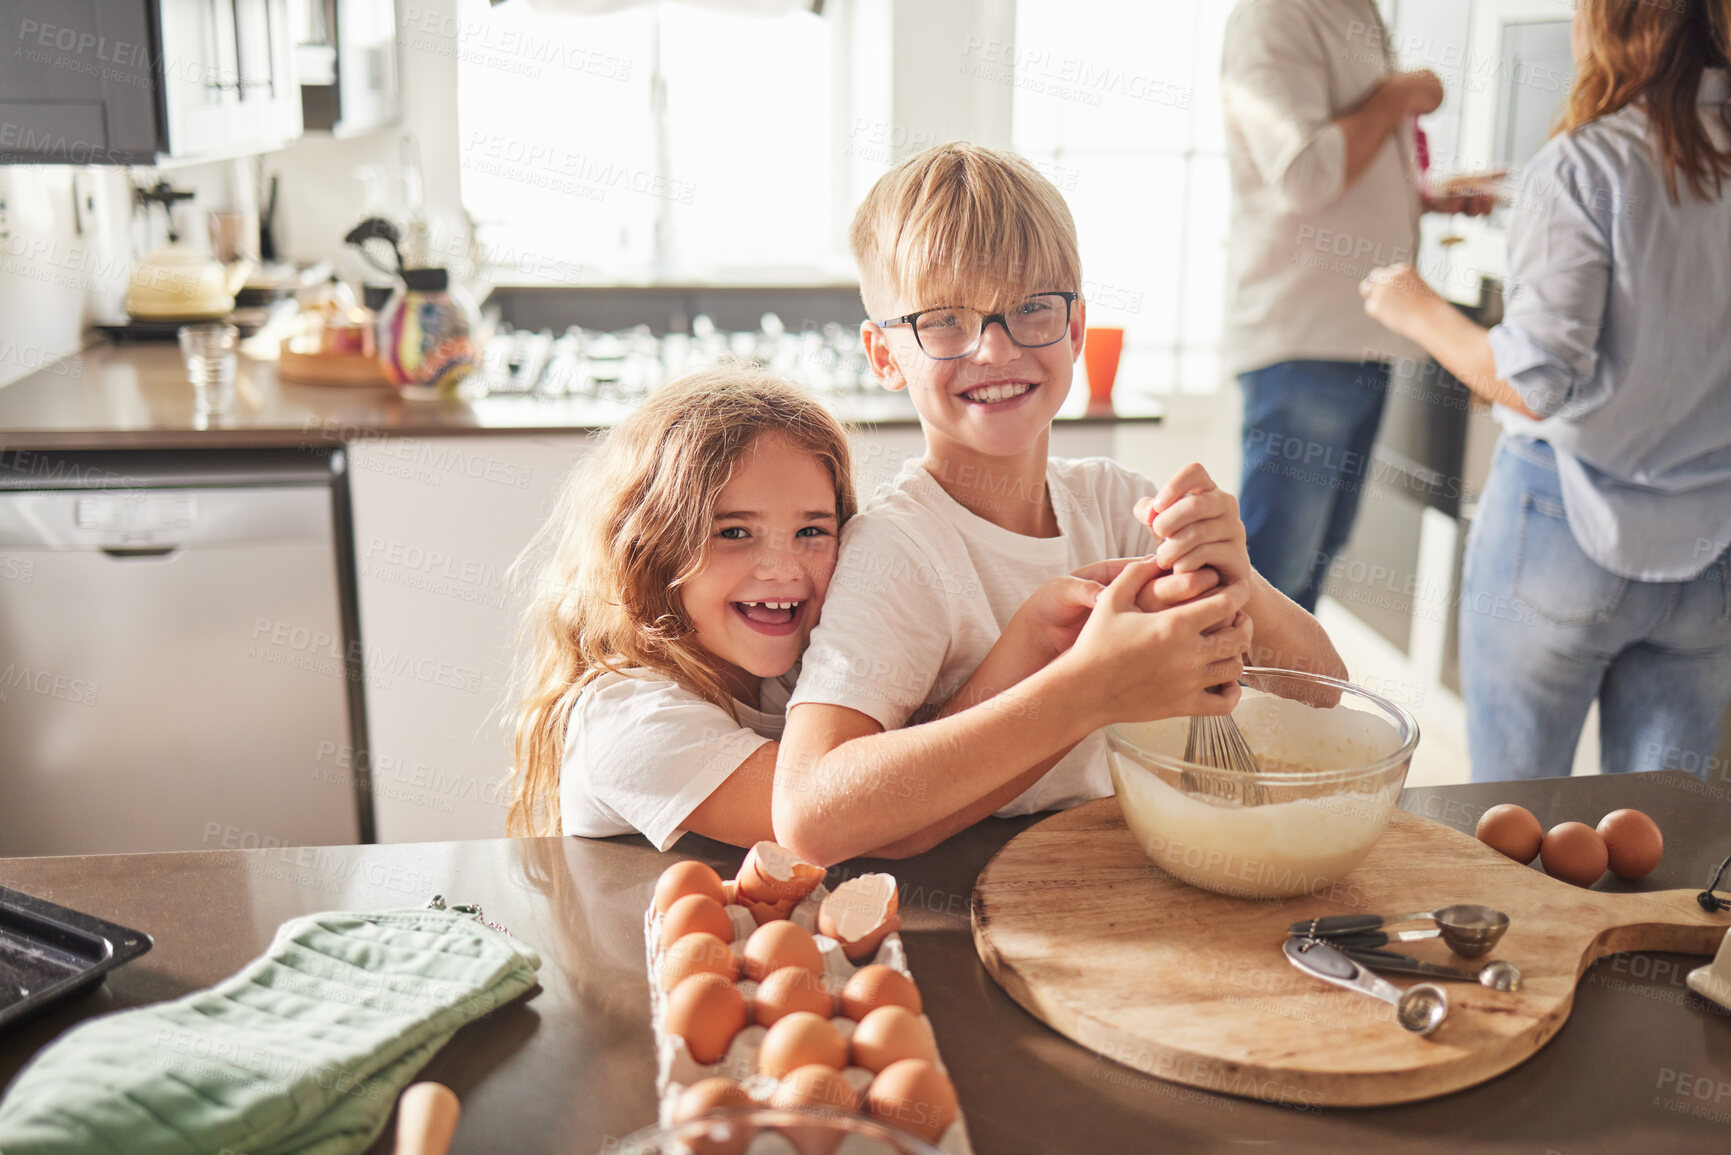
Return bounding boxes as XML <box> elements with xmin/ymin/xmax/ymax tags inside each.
<box><xmin>1182</xmin><ymin>684</ymin><xmax>1269</xmax><ymax>805</ymax></box>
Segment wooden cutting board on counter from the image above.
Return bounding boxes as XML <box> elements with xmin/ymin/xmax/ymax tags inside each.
<box><xmin>971</xmin><ymin>798</ymin><xmax>1730</xmax><ymax>1108</ymax></box>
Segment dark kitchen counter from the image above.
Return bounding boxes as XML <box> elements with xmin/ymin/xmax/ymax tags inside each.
<box><xmin>0</xmin><ymin>341</ymin><xmax>1163</xmax><ymax>451</ymax></box>
<box><xmin>2</xmin><ymin>771</ymin><xmax>1729</xmax><ymax>1152</ymax></box>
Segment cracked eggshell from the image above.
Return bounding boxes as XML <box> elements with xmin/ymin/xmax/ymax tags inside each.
<box><xmin>737</xmin><ymin>841</ymin><xmax>826</xmax><ymax>906</ymax></box>
<box><xmin>819</xmin><ymin>873</ymin><xmax>901</xmax><ymax>962</ymax></box>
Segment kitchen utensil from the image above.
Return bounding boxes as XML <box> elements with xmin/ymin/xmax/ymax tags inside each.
<box><xmin>1339</xmin><ymin>946</ymin><xmax>1523</xmax><ymax>991</ymax></box>
<box><xmin>971</xmin><ymin>799</ymin><xmax>1731</xmax><ymax>1107</ymax></box>
<box><xmin>394</xmin><ymin>1082</ymin><xmax>459</xmax><ymax>1155</ymax></box>
<box><xmin>1181</xmin><ymin>685</ymin><xmax>1267</xmax><ymax>804</ymax></box>
<box><xmin>1107</xmin><ymin>669</ymin><xmax>1418</xmax><ymax>898</ymax></box>
<box><xmin>0</xmin><ymin>885</ymin><xmax>153</xmax><ymax>1030</ymax></box>
<box><xmin>1287</xmin><ymin>904</ymin><xmax>1510</xmax><ymax>958</ymax></box>
<box><xmin>1283</xmin><ymin>938</ymin><xmax>1448</xmax><ymax>1035</ymax></box>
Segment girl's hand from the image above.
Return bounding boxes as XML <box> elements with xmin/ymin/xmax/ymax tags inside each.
<box><xmin>1360</xmin><ymin>263</ymin><xmax>1443</xmax><ymax>340</ymax></box>
<box><xmin>1064</xmin><ymin>558</ymin><xmax>1253</xmax><ymax>726</ymax></box>
<box><xmin>1134</xmin><ymin>464</ymin><xmax>1250</xmax><ymax>592</ymax></box>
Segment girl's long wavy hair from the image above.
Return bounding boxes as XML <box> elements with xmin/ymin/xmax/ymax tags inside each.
<box><xmin>505</xmin><ymin>366</ymin><xmax>857</xmax><ymax>836</ymax></box>
<box><xmin>1563</xmin><ymin>0</ymin><xmax>1731</xmax><ymax>202</ymax></box>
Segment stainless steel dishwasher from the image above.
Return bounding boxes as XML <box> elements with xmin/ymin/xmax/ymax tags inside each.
<box><xmin>0</xmin><ymin>449</ymin><xmax>372</xmax><ymax>857</ymax></box>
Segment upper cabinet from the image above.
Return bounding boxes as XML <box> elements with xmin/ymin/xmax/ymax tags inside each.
<box><xmin>297</xmin><ymin>0</ymin><xmax>400</xmax><ymax>138</ymax></box>
<box><xmin>0</xmin><ymin>0</ymin><xmax>303</xmax><ymax>165</ymax></box>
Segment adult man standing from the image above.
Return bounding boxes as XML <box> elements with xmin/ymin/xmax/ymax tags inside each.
<box><xmin>1222</xmin><ymin>0</ymin><xmax>1484</xmax><ymax>612</ymax></box>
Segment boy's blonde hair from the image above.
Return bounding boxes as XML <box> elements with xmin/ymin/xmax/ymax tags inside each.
<box><xmin>849</xmin><ymin>141</ymin><xmax>1083</xmax><ymax>319</ymax></box>
<box><xmin>505</xmin><ymin>366</ymin><xmax>857</xmax><ymax>837</ymax></box>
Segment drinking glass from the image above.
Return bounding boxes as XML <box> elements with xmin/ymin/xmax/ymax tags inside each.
<box><xmin>178</xmin><ymin>323</ymin><xmax>239</xmax><ymax>417</ymax></box>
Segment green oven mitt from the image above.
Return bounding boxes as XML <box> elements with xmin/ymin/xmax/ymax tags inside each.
<box><xmin>0</xmin><ymin>906</ymin><xmax>540</xmax><ymax>1154</ymax></box>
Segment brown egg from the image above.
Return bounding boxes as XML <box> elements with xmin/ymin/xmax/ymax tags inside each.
<box><xmin>770</xmin><ymin>1065</ymin><xmax>859</xmax><ymax>1155</ymax></box>
<box><xmin>654</xmin><ymin>860</ymin><xmax>728</xmax><ymax>914</ymax></box>
<box><xmin>1598</xmin><ymin>809</ymin><xmax>1663</xmax><ymax>880</ymax></box>
<box><xmin>865</xmin><ymin>1059</ymin><xmax>958</xmax><ymax>1144</ymax></box>
<box><xmin>818</xmin><ymin>873</ymin><xmax>901</xmax><ymax>962</ymax></box>
<box><xmin>769</xmin><ymin>1063</ymin><xmax>861</xmax><ymax>1112</ymax></box>
<box><xmin>659</xmin><ymin>894</ymin><xmax>736</xmax><ymax>950</ymax></box>
<box><xmin>736</xmin><ymin>841</ymin><xmax>826</xmax><ymax>906</ymax></box>
<box><xmin>742</xmin><ymin>919</ymin><xmax>824</xmax><ymax>981</ymax></box>
<box><xmin>756</xmin><ymin>1010</ymin><xmax>847</xmax><ymax>1079</ymax></box>
<box><xmin>850</xmin><ymin>1005</ymin><xmax>938</xmax><ymax>1073</ymax></box>
<box><xmin>1476</xmin><ymin>803</ymin><xmax>1544</xmax><ymax>864</ymax></box>
<box><xmin>840</xmin><ymin>965</ymin><xmax>922</xmax><ymax>1020</ymax></box>
<box><xmin>671</xmin><ymin>1077</ymin><xmax>755</xmax><ymax>1155</ymax></box>
<box><xmin>741</xmin><ymin>896</ymin><xmax>798</xmax><ymax>927</ymax></box>
<box><xmin>1540</xmin><ymin>821</ymin><xmax>1609</xmax><ymax>887</ymax></box>
<box><xmin>665</xmin><ymin>972</ymin><xmax>749</xmax><ymax>1065</ymax></box>
<box><xmin>754</xmin><ymin>965</ymin><xmax>834</xmax><ymax>1026</ymax></box>
<box><xmin>659</xmin><ymin>931</ymin><xmax>740</xmax><ymax>992</ymax></box>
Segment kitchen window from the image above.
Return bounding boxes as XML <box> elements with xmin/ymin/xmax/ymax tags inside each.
<box><xmin>1011</xmin><ymin>0</ymin><xmax>1233</xmax><ymax>394</ymax></box>
<box><xmin>454</xmin><ymin>0</ymin><xmax>854</xmax><ymax>281</ymax></box>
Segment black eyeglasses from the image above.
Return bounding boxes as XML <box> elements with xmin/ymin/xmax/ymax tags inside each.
<box><xmin>876</xmin><ymin>291</ymin><xmax>1079</xmax><ymax>360</ymax></box>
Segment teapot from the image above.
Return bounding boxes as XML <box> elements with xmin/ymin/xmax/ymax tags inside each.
<box><xmin>126</xmin><ymin>247</ymin><xmax>253</xmax><ymax>320</ymax></box>
<box><xmin>125</xmin><ymin>180</ymin><xmax>253</xmax><ymax>320</ymax></box>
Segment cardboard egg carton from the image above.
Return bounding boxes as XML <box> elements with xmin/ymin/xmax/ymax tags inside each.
<box><xmin>644</xmin><ymin>879</ymin><xmax>974</xmax><ymax>1154</ymax></box>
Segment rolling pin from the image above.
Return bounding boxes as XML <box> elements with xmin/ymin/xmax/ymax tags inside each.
<box><xmin>393</xmin><ymin>1082</ymin><xmax>460</xmax><ymax>1155</ymax></box>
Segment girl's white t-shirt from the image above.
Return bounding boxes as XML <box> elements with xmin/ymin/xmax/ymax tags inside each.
<box><xmin>788</xmin><ymin>456</ymin><xmax>1159</xmax><ymax>816</ymax></box>
<box><xmin>560</xmin><ymin>670</ymin><xmax>792</xmax><ymax>850</ymax></box>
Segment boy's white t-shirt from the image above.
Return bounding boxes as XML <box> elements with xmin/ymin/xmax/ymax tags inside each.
<box><xmin>788</xmin><ymin>456</ymin><xmax>1159</xmax><ymax>816</ymax></box>
<box><xmin>560</xmin><ymin>670</ymin><xmax>792</xmax><ymax>850</ymax></box>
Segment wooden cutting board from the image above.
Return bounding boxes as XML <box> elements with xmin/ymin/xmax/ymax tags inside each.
<box><xmin>971</xmin><ymin>798</ymin><xmax>1730</xmax><ymax>1108</ymax></box>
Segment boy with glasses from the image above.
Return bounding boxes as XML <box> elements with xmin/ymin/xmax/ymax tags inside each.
<box><xmin>773</xmin><ymin>142</ymin><xmax>1345</xmax><ymax>864</ymax></box>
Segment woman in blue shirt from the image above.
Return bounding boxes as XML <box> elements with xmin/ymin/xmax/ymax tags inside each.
<box><xmin>1360</xmin><ymin>0</ymin><xmax>1731</xmax><ymax>781</ymax></box>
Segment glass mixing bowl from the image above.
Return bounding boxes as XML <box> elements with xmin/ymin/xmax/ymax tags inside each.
<box><xmin>610</xmin><ymin>1107</ymin><xmax>945</xmax><ymax>1154</ymax></box>
<box><xmin>1104</xmin><ymin>668</ymin><xmax>1419</xmax><ymax>899</ymax></box>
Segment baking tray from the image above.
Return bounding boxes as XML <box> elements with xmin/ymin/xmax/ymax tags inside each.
<box><xmin>0</xmin><ymin>885</ymin><xmax>153</xmax><ymax>1032</ymax></box>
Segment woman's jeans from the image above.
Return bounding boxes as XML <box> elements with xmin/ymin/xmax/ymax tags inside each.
<box><xmin>1461</xmin><ymin>435</ymin><xmax>1731</xmax><ymax>783</ymax></box>
<box><xmin>1239</xmin><ymin>359</ymin><xmax>1391</xmax><ymax>612</ymax></box>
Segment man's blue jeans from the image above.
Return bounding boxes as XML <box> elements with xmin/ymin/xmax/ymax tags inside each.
<box><xmin>1461</xmin><ymin>436</ymin><xmax>1731</xmax><ymax>782</ymax></box>
<box><xmin>1238</xmin><ymin>359</ymin><xmax>1391</xmax><ymax>612</ymax></box>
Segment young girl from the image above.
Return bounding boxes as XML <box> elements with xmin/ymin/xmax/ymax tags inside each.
<box><xmin>506</xmin><ymin>366</ymin><xmax>858</xmax><ymax>849</ymax></box>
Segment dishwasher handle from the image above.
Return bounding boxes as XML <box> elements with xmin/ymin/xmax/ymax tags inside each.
<box><xmin>99</xmin><ymin>546</ymin><xmax>181</xmax><ymax>560</ymax></box>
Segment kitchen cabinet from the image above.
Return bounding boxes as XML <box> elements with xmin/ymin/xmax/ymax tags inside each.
<box><xmin>0</xmin><ymin>0</ymin><xmax>302</xmax><ymax>165</ymax></box>
<box><xmin>296</xmin><ymin>0</ymin><xmax>401</xmax><ymax>138</ymax></box>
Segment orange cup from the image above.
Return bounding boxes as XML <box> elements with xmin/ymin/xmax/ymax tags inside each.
<box><xmin>1080</xmin><ymin>327</ymin><xmax>1121</xmax><ymax>408</ymax></box>
<box><xmin>1083</xmin><ymin>327</ymin><xmax>1124</xmax><ymax>409</ymax></box>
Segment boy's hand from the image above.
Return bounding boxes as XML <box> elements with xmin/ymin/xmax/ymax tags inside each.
<box><xmin>1014</xmin><ymin>560</ymin><xmax>1225</xmax><ymax>661</ymax></box>
<box><xmin>1134</xmin><ymin>463</ymin><xmax>1250</xmax><ymax>590</ymax></box>
<box><xmin>1064</xmin><ymin>558</ymin><xmax>1253</xmax><ymax>725</ymax></box>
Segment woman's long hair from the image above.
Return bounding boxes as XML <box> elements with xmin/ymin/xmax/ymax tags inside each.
<box><xmin>1563</xmin><ymin>0</ymin><xmax>1731</xmax><ymax>201</ymax></box>
<box><xmin>504</xmin><ymin>365</ymin><xmax>857</xmax><ymax>837</ymax></box>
